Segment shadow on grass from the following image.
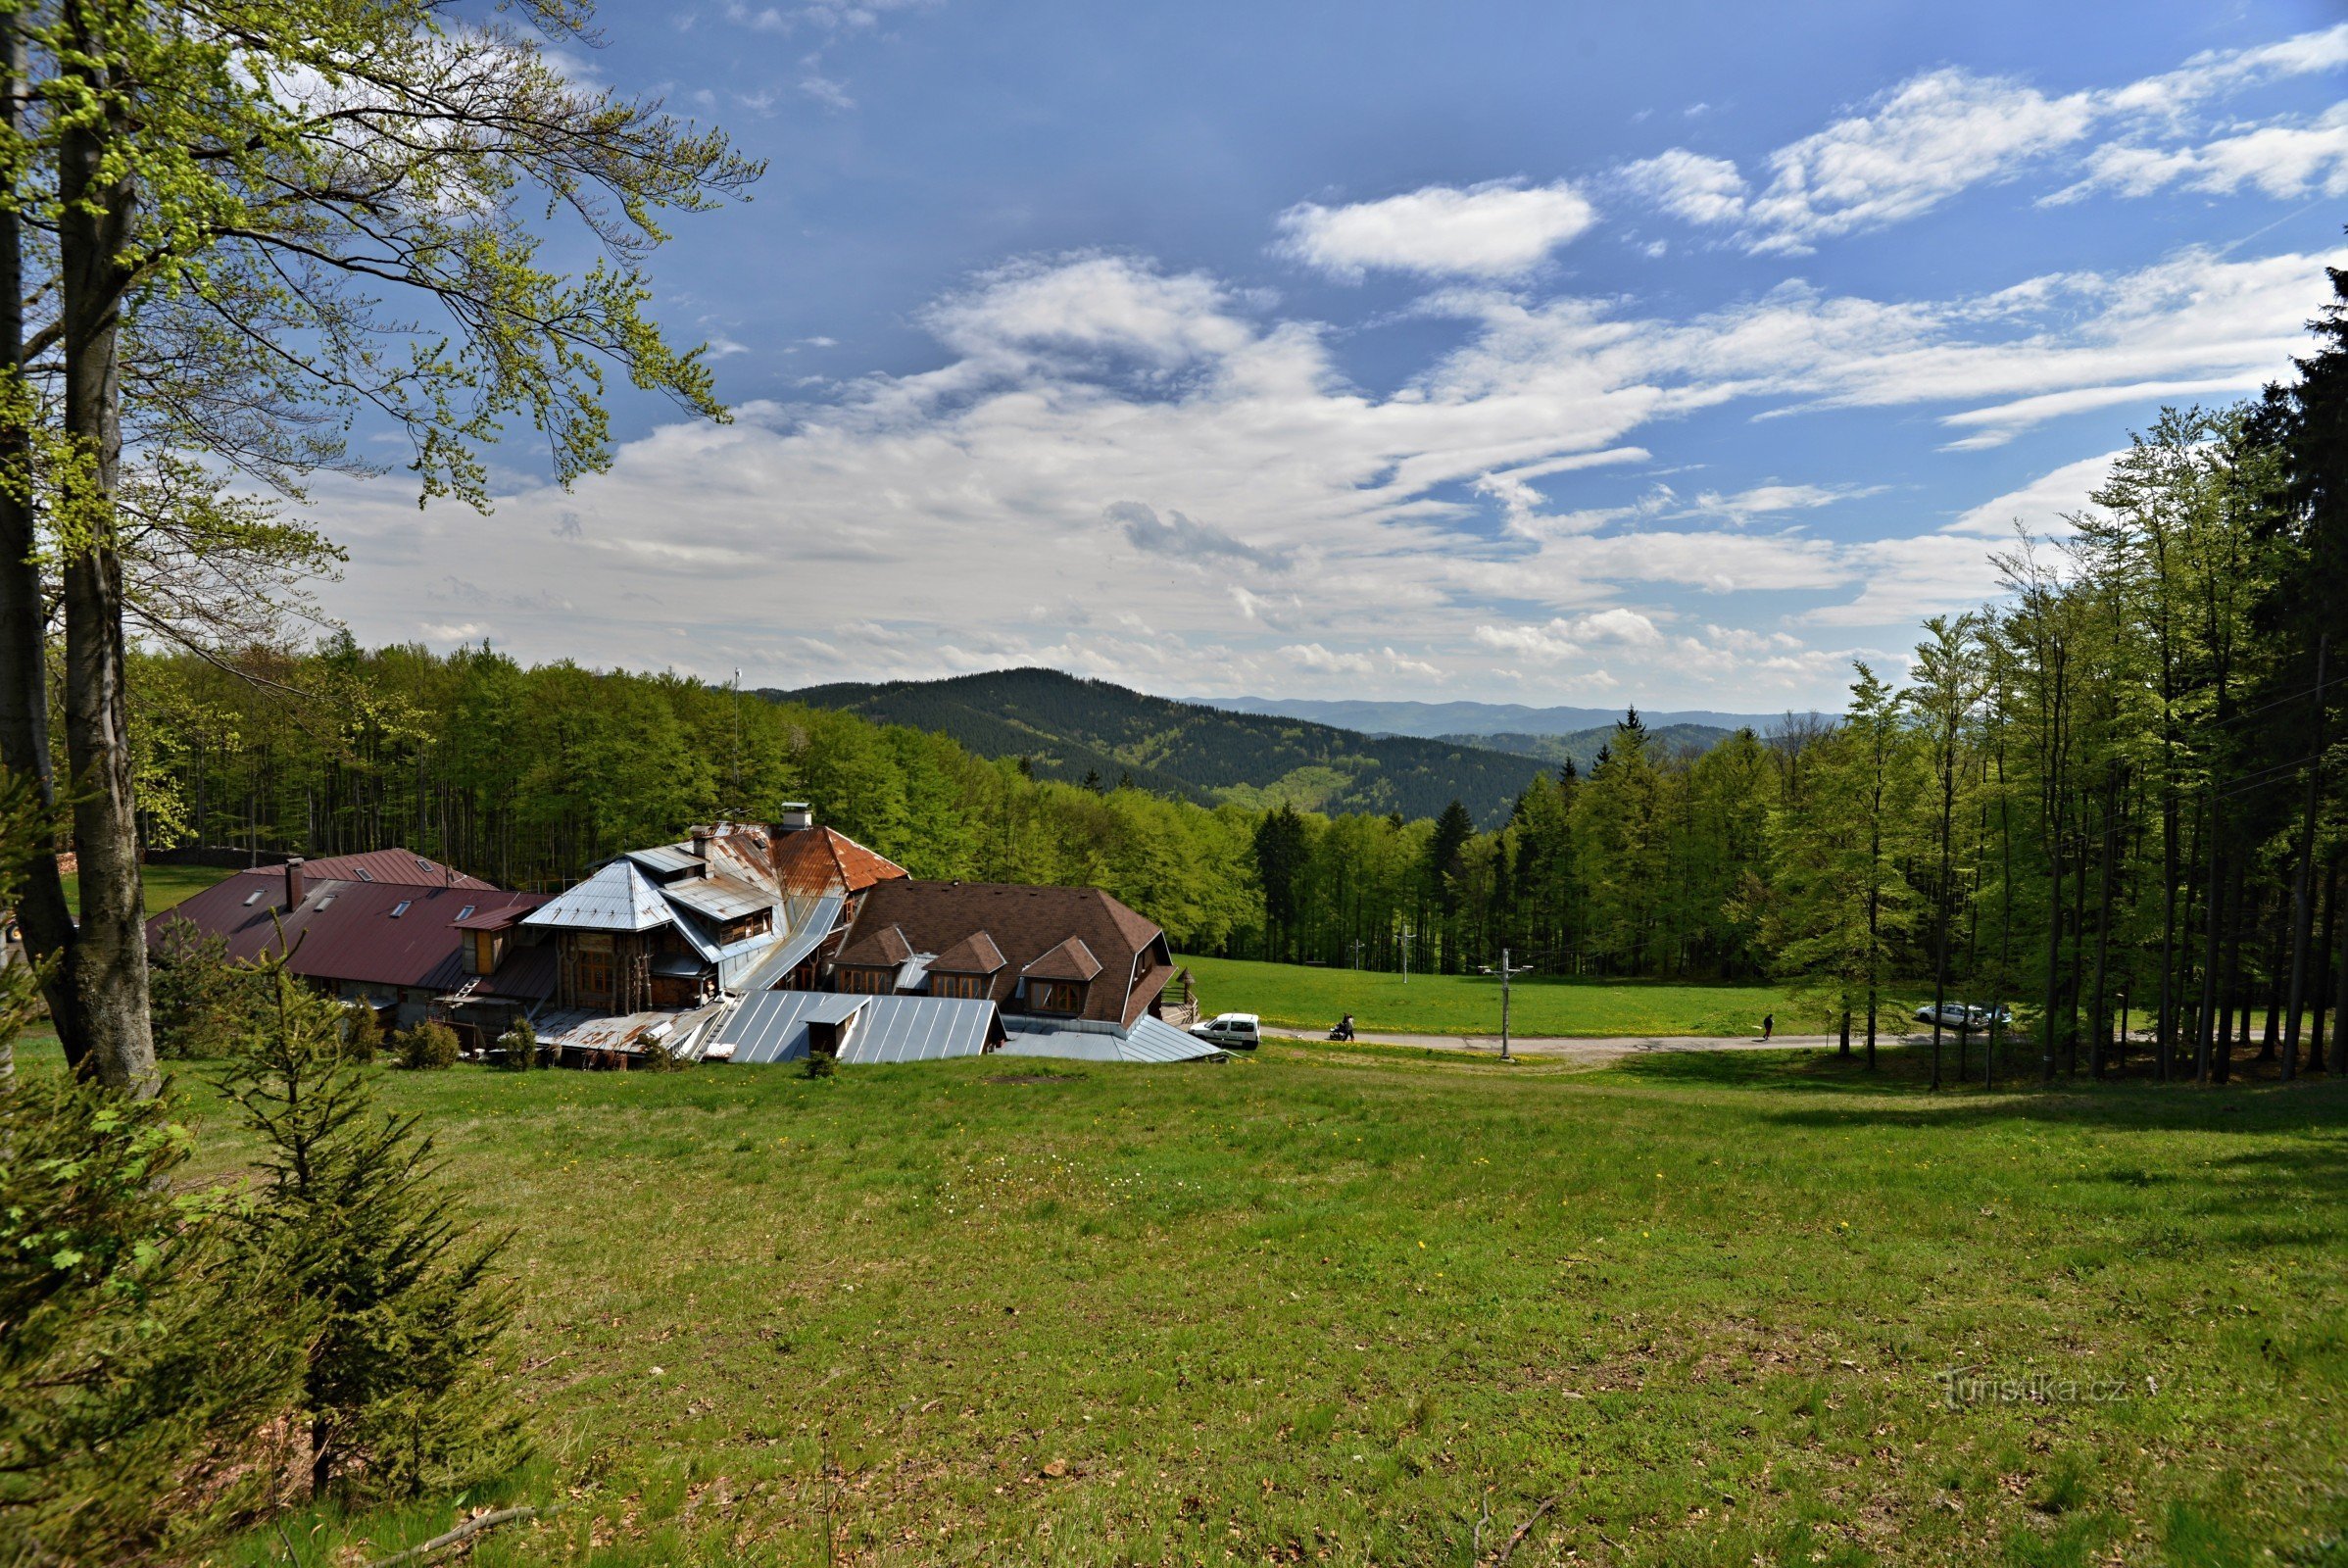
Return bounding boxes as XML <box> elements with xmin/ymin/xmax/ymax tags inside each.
<box><xmin>1604</xmin><ymin>1041</ymin><xmax>2348</xmax><ymax>1134</ymax></box>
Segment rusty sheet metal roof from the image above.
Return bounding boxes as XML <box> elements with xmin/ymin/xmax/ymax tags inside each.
<box><xmin>771</xmin><ymin>826</ymin><xmax>908</xmax><ymax>898</ymax></box>
<box><xmin>545</xmin><ymin>1000</ymin><xmax>731</xmax><ymax>1059</ymax></box>
<box><xmin>148</xmin><ymin>872</ymin><xmax>548</xmax><ymax>995</ymax></box>
<box><xmin>622</xmin><ymin>844</ymin><xmax>703</xmax><ymax>878</ymax></box>
<box><xmin>291</xmin><ymin>848</ymin><xmax>497</xmax><ymax>890</ymax></box>
<box><xmin>710</xmin><ymin>989</ymin><xmax>1003</xmax><ymax>1065</ymax></box>
<box><xmin>664</xmin><ymin>873</ymin><xmax>776</xmax><ymax>923</ymax></box>
<box><xmin>524</xmin><ymin>860</ymin><xmax>671</xmax><ymax>932</ymax></box>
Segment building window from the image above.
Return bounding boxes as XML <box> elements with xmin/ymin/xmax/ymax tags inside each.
<box><xmin>1029</xmin><ymin>979</ymin><xmax>1083</xmax><ymax>1014</ymax></box>
<box><xmin>840</xmin><ymin>967</ymin><xmax>892</xmax><ymax>995</ymax></box>
<box><xmin>456</xmin><ymin>905</ymin><xmax>476</xmax><ymax>921</ymax></box>
<box><xmin>575</xmin><ymin>953</ymin><xmax>614</xmax><ymax>1000</ymax></box>
<box><xmin>390</xmin><ymin>900</ymin><xmax>412</xmax><ymax>918</ymax></box>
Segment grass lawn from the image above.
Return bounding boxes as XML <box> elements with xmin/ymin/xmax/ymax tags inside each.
<box><xmin>78</xmin><ymin>1036</ymin><xmax>2334</xmax><ymax>1567</ymax></box>
<box><xmin>57</xmin><ymin>861</ymin><xmax>234</xmax><ymax>918</ymax></box>
<box><xmin>1179</xmin><ymin>953</ymin><xmax>1906</xmax><ymax>1038</ymax></box>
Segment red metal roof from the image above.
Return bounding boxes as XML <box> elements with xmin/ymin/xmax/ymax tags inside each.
<box><xmin>148</xmin><ymin>870</ymin><xmax>551</xmax><ymax>1000</ymax></box>
<box><xmin>285</xmin><ymin>848</ymin><xmax>496</xmax><ymax>891</ymax></box>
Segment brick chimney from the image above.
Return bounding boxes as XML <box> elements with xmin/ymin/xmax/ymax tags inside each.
<box><xmin>284</xmin><ymin>857</ymin><xmax>307</xmax><ymax>906</ymax></box>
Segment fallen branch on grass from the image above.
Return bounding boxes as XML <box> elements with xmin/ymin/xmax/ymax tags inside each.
<box><xmin>363</xmin><ymin>1505</ymin><xmax>537</xmax><ymax>1568</ymax></box>
<box><xmin>1493</xmin><ymin>1494</ymin><xmax>1559</xmax><ymax>1567</ymax></box>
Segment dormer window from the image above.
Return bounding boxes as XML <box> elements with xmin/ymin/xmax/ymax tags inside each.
<box><xmin>1028</xmin><ymin>979</ymin><xmax>1085</xmax><ymax>1014</ymax></box>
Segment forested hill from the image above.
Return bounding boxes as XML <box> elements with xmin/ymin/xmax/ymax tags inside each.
<box><xmin>1444</xmin><ymin>722</ymin><xmax>1737</xmax><ymax>768</ymax></box>
<box><xmin>1196</xmin><ymin>696</ymin><xmax>1791</xmax><ymax>737</ymax></box>
<box><xmin>765</xmin><ymin>667</ymin><xmax>1552</xmax><ymax>826</ymax></box>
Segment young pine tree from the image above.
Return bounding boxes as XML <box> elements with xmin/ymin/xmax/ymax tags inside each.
<box><xmin>221</xmin><ymin>956</ymin><xmax>523</xmax><ymax>1500</ymax></box>
<box><xmin>0</xmin><ymin>774</ymin><xmax>299</xmax><ymax>1564</ymax></box>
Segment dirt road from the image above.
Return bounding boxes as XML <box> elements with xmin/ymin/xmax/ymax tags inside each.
<box><xmin>1262</xmin><ymin>1026</ymin><xmax>1840</xmax><ymax>1064</ymax></box>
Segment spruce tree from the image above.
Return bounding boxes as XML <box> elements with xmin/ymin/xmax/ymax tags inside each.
<box><xmin>221</xmin><ymin>956</ymin><xmax>523</xmax><ymax>1500</ymax></box>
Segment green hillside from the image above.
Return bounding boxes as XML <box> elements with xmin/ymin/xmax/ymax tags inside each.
<box><xmin>765</xmin><ymin>667</ymin><xmax>1552</xmax><ymax>825</ymax></box>
<box><xmin>1438</xmin><ymin>721</ymin><xmax>1737</xmax><ymax>767</ymax></box>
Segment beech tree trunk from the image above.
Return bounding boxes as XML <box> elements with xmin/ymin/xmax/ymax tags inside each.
<box><xmin>52</xmin><ymin>12</ymin><xmax>157</xmax><ymax>1095</ymax></box>
<box><xmin>0</xmin><ymin>18</ymin><xmax>92</xmax><ymax>1076</ymax></box>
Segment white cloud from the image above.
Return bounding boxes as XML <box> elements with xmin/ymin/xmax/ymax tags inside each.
<box><xmin>1279</xmin><ymin>644</ymin><xmax>1443</xmax><ymax>680</ymax></box>
<box><xmin>2050</xmin><ymin>104</ymin><xmax>2348</xmax><ymax>203</ymax></box>
<box><xmin>800</xmin><ymin>73</ymin><xmax>856</xmax><ymax>110</ymax></box>
<box><xmin>1274</xmin><ymin>180</ymin><xmax>1596</xmax><ymax>281</ymax></box>
<box><xmin>922</xmin><ymin>254</ymin><xmax>1253</xmax><ymax>369</ymax></box>
<box><xmin>298</xmin><ymin>239</ymin><xmax>2340</xmax><ymax>707</ymax></box>
<box><xmin>1689</xmin><ymin>481</ymin><xmax>1883</xmax><ymax>524</ymax></box>
<box><xmin>1740</xmin><ymin>69</ymin><xmax>2098</xmax><ymax>252</ymax></box>
<box><xmin>1946</xmin><ymin>449</ymin><xmax>2129</xmax><ymax>537</ymax></box>
<box><xmin>1622</xmin><ymin>24</ymin><xmax>2348</xmax><ymax>251</ymax></box>
<box><xmin>1617</xmin><ymin>149</ymin><xmax>1748</xmax><ymax>226</ymax></box>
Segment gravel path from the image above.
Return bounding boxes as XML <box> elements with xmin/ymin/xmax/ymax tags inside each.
<box><xmin>1261</xmin><ymin>1026</ymin><xmax>1841</xmax><ymax>1063</ymax></box>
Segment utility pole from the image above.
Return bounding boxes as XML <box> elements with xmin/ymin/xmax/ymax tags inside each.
<box><xmin>1499</xmin><ymin>947</ymin><xmax>1513</xmax><ymax>1062</ymax></box>
<box><xmin>1352</xmin><ymin>939</ymin><xmax>1364</xmax><ymax>970</ymax></box>
<box><xmin>1401</xmin><ymin>925</ymin><xmax>1413</xmax><ymax>985</ymax></box>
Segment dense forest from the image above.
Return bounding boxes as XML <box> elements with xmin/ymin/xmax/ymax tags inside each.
<box><xmin>119</xmin><ymin>271</ymin><xmax>2348</xmax><ymax>1080</ymax></box>
<box><xmin>771</xmin><ymin>667</ymin><xmax>1552</xmax><ymax>824</ymax></box>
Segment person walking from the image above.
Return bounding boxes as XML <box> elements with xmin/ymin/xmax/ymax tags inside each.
<box><xmin>1761</xmin><ymin>1012</ymin><xmax>1774</xmax><ymax>1042</ymax></box>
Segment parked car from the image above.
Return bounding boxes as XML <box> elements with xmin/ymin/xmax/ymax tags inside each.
<box><xmin>1912</xmin><ymin>1002</ymin><xmax>2016</xmax><ymax>1032</ymax></box>
<box><xmin>1190</xmin><ymin>1011</ymin><xmax>1260</xmax><ymax>1051</ymax></box>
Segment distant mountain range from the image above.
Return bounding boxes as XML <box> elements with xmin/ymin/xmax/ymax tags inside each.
<box><xmin>1448</xmin><ymin>724</ymin><xmax>1736</xmax><ymax>767</ymax></box>
<box><xmin>761</xmin><ymin>668</ymin><xmax>1559</xmax><ymax>827</ymax></box>
<box><xmin>1192</xmin><ymin>696</ymin><xmax>1804</xmax><ymax>738</ymax></box>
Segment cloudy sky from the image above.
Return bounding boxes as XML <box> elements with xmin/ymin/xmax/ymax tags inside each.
<box><xmin>315</xmin><ymin>0</ymin><xmax>2348</xmax><ymax>710</ymax></box>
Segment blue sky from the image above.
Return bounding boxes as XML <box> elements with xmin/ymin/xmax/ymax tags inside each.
<box><xmin>317</xmin><ymin>0</ymin><xmax>2348</xmax><ymax>710</ymax></box>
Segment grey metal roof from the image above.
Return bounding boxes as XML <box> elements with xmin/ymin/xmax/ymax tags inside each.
<box><xmin>623</xmin><ymin>844</ymin><xmax>704</xmax><ymax>877</ymax></box>
<box><xmin>731</xmin><ymin>893</ymin><xmax>845</xmax><ymax>993</ymax></box>
<box><xmin>998</xmin><ymin>1013</ymin><xmax>1226</xmax><ymax>1064</ymax></box>
<box><xmin>710</xmin><ymin>989</ymin><xmax>1000</xmax><ymax>1065</ymax></box>
<box><xmin>664</xmin><ymin>873</ymin><xmax>776</xmax><ymax>923</ymax></box>
<box><xmin>524</xmin><ymin>860</ymin><xmax>672</xmax><ymax>933</ymax></box>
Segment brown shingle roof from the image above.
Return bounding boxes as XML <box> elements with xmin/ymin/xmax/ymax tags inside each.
<box><xmin>836</xmin><ymin>921</ymin><xmax>912</xmax><ymax>967</ymax></box>
<box><xmin>929</xmin><ymin>929</ymin><xmax>1006</xmax><ymax>975</ymax></box>
<box><xmin>833</xmin><ymin>880</ymin><xmax>1171</xmax><ymax>1026</ymax></box>
<box><xmin>1021</xmin><ymin>936</ymin><xmax>1101</xmax><ymax>982</ymax></box>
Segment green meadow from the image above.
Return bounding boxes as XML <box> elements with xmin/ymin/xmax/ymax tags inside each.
<box><xmin>61</xmin><ymin>861</ymin><xmax>232</xmax><ymax>918</ymax></box>
<box><xmin>87</xmin><ymin>1036</ymin><xmax>2335</xmax><ymax>1567</ymax></box>
<box><xmin>1179</xmin><ymin>953</ymin><xmax>1887</xmax><ymax>1038</ymax></box>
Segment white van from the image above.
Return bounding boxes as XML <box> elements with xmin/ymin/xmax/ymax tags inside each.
<box><xmin>1190</xmin><ymin>1012</ymin><xmax>1260</xmax><ymax>1051</ymax></box>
